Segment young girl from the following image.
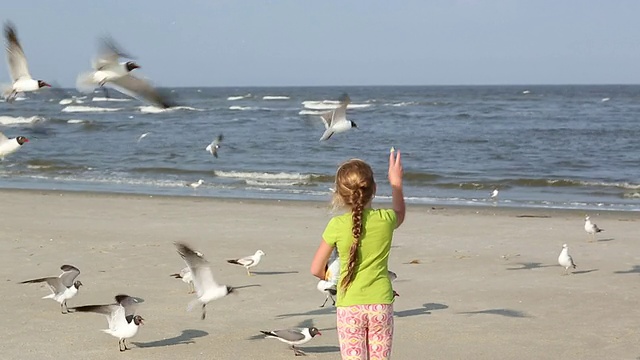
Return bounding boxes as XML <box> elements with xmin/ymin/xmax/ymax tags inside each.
<box><xmin>311</xmin><ymin>150</ymin><xmax>405</xmax><ymax>360</ymax></box>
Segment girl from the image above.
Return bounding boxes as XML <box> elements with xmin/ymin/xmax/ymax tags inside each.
<box><xmin>311</xmin><ymin>150</ymin><xmax>405</xmax><ymax>360</ymax></box>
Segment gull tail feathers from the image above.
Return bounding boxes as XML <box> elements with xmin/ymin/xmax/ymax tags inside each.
<box><xmin>227</xmin><ymin>259</ymin><xmax>242</xmax><ymax>266</ymax></box>
<box><xmin>260</xmin><ymin>330</ymin><xmax>278</xmax><ymax>338</ymax></box>
<box><xmin>170</xmin><ymin>273</ymin><xmax>183</xmax><ymax>279</ymax></box>
<box><xmin>42</xmin><ymin>294</ymin><xmax>55</xmax><ymax>299</ymax></box>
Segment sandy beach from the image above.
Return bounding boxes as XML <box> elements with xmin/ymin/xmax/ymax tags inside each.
<box><xmin>1</xmin><ymin>189</ymin><xmax>639</xmax><ymax>359</ymax></box>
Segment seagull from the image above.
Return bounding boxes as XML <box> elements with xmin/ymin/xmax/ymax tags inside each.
<box><xmin>187</xmin><ymin>179</ymin><xmax>204</xmax><ymax>190</ymax></box>
<box><xmin>388</xmin><ymin>270</ymin><xmax>400</xmax><ymax>298</ymax></box>
<box><xmin>490</xmin><ymin>189</ymin><xmax>499</xmax><ymax>200</ymax></box>
<box><xmin>76</xmin><ymin>37</ymin><xmax>173</xmax><ymax>109</ymax></box>
<box><xmin>319</xmin><ymin>93</ymin><xmax>357</xmax><ymax>141</ymax></box>
<box><xmin>558</xmin><ymin>244</ymin><xmax>577</xmax><ymax>275</ymax></box>
<box><xmin>584</xmin><ymin>215</ymin><xmax>604</xmax><ymax>242</ymax></box>
<box><xmin>170</xmin><ymin>267</ymin><xmax>195</xmax><ymax>294</ymax></box>
<box><xmin>260</xmin><ymin>327</ymin><xmax>322</xmax><ymax>356</ymax></box>
<box><xmin>175</xmin><ymin>242</ymin><xmax>234</xmax><ymax>320</ymax></box>
<box><xmin>3</xmin><ymin>22</ymin><xmax>51</xmax><ymax>102</ymax></box>
<box><xmin>71</xmin><ymin>294</ymin><xmax>144</xmax><ymax>352</ymax></box>
<box><xmin>136</xmin><ymin>132</ymin><xmax>150</xmax><ymax>143</ymax></box>
<box><xmin>205</xmin><ymin>134</ymin><xmax>224</xmax><ymax>158</ymax></box>
<box><xmin>19</xmin><ymin>265</ymin><xmax>82</xmax><ymax>314</ymax></box>
<box><xmin>227</xmin><ymin>250</ymin><xmax>266</xmax><ymax>276</ymax></box>
<box><xmin>0</xmin><ymin>131</ymin><xmax>28</xmax><ymax>159</ymax></box>
<box><xmin>317</xmin><ymin>249</ymin><xmax>340</xmax><ymax>307</ymax></box>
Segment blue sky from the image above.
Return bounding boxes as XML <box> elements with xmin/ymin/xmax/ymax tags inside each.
<box><xmin>4</xmin><ymin>1</ymin><xmax>640</xmax><ymax>87</ymax></box>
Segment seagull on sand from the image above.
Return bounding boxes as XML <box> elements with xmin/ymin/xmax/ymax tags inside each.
<box><xmin>3</xmin><ymin>22</ymin><xmax>51</xmax><ymax>102</ymax></box>
<box><xmin>317</xmin><ymin>248</ymin><xmax>340</xmax><ymax>307</ymax></box>
<box><xmin>260</xmin><ymin>327</ymin><xmax>322</xmax><ymax>356</ymax></box>
<box><xmin>319</xmin><ymin>93</ymin><xmax>357</xmax><ymax>141</ymax></box>
<box><xmin>0</xmin><ymin>131</ymin><xmax>28</xmax><ymax>159</ymax></box>
<box><xmin>584</xmin><ymin>215</ymin><xmax>604</xmax><ymax>242</ymax></box>
<box><xmin>76</xmin><ymin>37</ymin><xmax>173</xmax><ymax>108</ymax></box>
<box><xmin>71</xmin><ymin>294</ymin><xmax>144</xmax><ymax>352</ymax></box>
<box><xmin>558</xmin><ymin>244</ymin><xmax>577</xmax><ymax>275</ymax></box>
<box><xmin>227</xmin><ymin>250</ymin><xmax>265</xmax><ymax>276</ymax></box>
<box><xmin>19</xmin><ymin>265</ymin><xmax>82</xmax><ymax>314</ymax></box>
<box><xmin>205</xmin><ymin>134</ymin><xmax>223</xmax><ymax>158</ymax></box>
<box><xmin>175</xmin><ymin>242</ymin><xmax>234</xmax><ymax>320</ymax></box>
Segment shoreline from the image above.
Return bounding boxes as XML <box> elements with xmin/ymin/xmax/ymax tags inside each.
<box><xmin>0</xmin><ymin>186</ymin><xmax>637</xmax><ymax>218</ymax></box>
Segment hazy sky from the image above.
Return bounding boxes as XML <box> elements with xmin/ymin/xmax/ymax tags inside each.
<box><xmin>4</xmin><ymin>1</ymin><xmax>640</xmax><ymax>87</ymax></box>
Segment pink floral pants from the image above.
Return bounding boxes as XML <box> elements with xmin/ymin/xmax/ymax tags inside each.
<box><xmin>336</xmin><ymin>304</ymin><xmax>394</xmax><ymax>360</ymax></box>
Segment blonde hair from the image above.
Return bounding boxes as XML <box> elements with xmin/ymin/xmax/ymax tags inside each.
<box><xmin>332</xmin><ymin>159</ymin><xmax>376</xmax><ymax>290</ymax></box>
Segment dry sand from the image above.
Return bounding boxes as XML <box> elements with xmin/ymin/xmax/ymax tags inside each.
<box><xmin>0</xmin><ymin>189</ymin><xmax>638</xmax><ymax>359</ymax></box>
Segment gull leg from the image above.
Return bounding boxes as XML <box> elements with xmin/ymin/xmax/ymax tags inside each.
<box><xmin>6</xmin><ymin>90</ymin><xmax>17</xmax><ymax>103</ymax></box>
<box><xmin>319</xmin><ymin>295</ymin><xmax>329</xmax><ymax>308</ymax></box>
<box><xmin>119</xmin><ymin>339</ymin><xmax>125</xmax><ymax>352</ymax></box>
<box><xmin>201</xmin><ymin>304</ymin><xmax>207</xmax><ymax>320</ymax></box>
<box><xmin>246</xmin><ymin>268</ymin><xmax>252</xmax><ymax>276</ymax></box>
<box><xmin>292</xmin><ymin>346</ymin><xmax>306</xmax><ymax>356</ymax></box>
<box><xmin>331</xmin><ymin>294</ymin><xmax>336</xmax><ymax>306</ymax></box>
<box><xmin>61</xmin><ymin>301</ymin><xmax>68</xmax><ymax>314</ymax></box>
<box><xmin>123</xmin><ymin>339</ymin><xmax>129</xmax><ymax>351</ymax></box>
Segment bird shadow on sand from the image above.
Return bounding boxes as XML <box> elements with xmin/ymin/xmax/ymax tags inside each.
<box><xmin>251</xmin><ymin>271</ymin><xmax>299</xmax><ymax>275</ymax></box>
<box><xmin>614</xmin><ymin>265</ymin><xmax>640</xmax><ymax>274</ymax></box>
<box><xmin>458</xmin><ymin>308</ymin><xmax>531</xmax><ymax>318</ymax></box>
<box><xmin>275</xmin><ymin>306</ymin><xmax>336</xmax><ymax>319</ymax></box>
<box><xmin>233</xmin><ymin>284</ymin><xmax>262</xmax><ymax>290</ymax></box>
<box><xmin>596</xmin><ymin>238</ymin><xmax>615</xmax><ymax>242</ymax></box>
<box><xmin>132</xmin><ymin>329</ymin><xmax>208</xmax><ymax>348</ymax></box>
<box><xmin>570</xmin><ymin>269</ymin><xmax>598</xmax><ymax>275</ymax></box>
<box><xmin>506</xmin><ymin>262</ymin><xmax>556</xmax><ymax>270</ymax></box>
<box><xmin>394</xmin><ymin>303</ymin><xmax>448</xmax><ymax>318</ymax></box>
<box><xmin>303</xmin><ymin>345</ymin><xmax>341</xmax><ymax>354</ymax></box>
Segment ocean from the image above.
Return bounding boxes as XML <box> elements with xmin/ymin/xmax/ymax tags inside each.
<box><xmin>0</xmin><ymin>85</ymin><xmax>638</xmax><ymax>211</ymax></box>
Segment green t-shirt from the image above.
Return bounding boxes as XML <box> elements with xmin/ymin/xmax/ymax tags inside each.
<box><xmin>322</xmin><ymin>208</ymin><xmax>397</xmax><ymax>307</ymax></box>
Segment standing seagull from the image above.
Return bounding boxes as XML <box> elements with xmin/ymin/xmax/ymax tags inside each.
<box><xmin>76</xmin><ymin>37</ymin><xmax>173</xmax><ymax>108</ymax></box>
<box><xmin>187</xmin><ymin>179</ymin><xmax>204</xmax><ymax>190</ymax></box>
<box><xmin>71</xmin><ymin>294</ymin><xmax>144</xmax><ymax>352</ymax></box>
<box><xmin>0</xmin><ymin>131</ymin><xmax>28</xmax><ymax>159</ymax></box>
<box><xmin>175</xmin><ymin>242</ymin><xmax>234</xmax><ymax>320</ymax></box>
<box><xmin>317</xmin><ymin>248</ymin><xmax>340</xmax><ymax>307</ymax></box>
<box><xmin>584</xmin><ymin>215</ymin><xmax>604</xmax><ymax>242</ymax></box>
<box><xmin>227</xmin><ymin>250</ymin><xmax>266</xmax><ymax>276</ymax></box>
<box><xmin>19</xmin><ymin>265</ymin><xmax>82</xmax><ymax>314</ymax></box>
<box><xmin>205</xmin><ymin>134</ymin><xmax>224</xmax><ymax>158</ymax></box>
<box><xmin>3</xmin><ymin>22</ymin><xmax>51</xmax><ymax>102</ymax></box>
<box><xmin>260</xmin><ymin>327</ymin><xmax>322</xmax><ymax>356</ymax></box>
<box><xmin>319</xmin><ymin>93</ymin><xmax>357</xmax><ymax>141</ymax></box>
<box><xmin>170</xmin><ymin>267</ymin><xmax>195</xmax><ymax>294</ymax></box>
<box><xmin>558</xmin><ymin>244</ymin><xmax>577</xmax><ymax>275</ymax></box>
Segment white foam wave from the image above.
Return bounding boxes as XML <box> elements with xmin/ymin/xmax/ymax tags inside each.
<box><xmin>62</xmin><ymin>105</ymin><xmax>121</xmax><ymax>113</ymax></box>
<box><xmin>229</xmin><ymin>105</ymin><xmax>253</xmax><ymax>111</ymax></box>
<box><xmin>246</xmin><ymin>179</ymin><xmax>303</xmax><ymax>186</ymax></box>
<box><xmin>138</xmin><ymin>106</ymin><xmax>203</xmax><ymax>114</ymax></box>
<box><xmin>389</xmin><ymin>101</ymin><xmax>417</xmax><ymax>107</ymax></box>
<box><xmin>298</xmin><ymin>110</ymin><xmax>327</xmax><ymax>116</ymax></box>
<box><xmin>579</xmin><ymin>180</ymin><xmax>640</xmax><ymax>190</ymax></box>
<box><xmin>0</xmin><ymin>116</ymin><xmax>44</xmax><ymax>125</ymax></box>
<box><xmin>215</xmin><ymin>170</ymin><xmax>311</xmax><ymax>182</ymax></box>
<box><xmin>227</xmin><ymin>96</ymin><xmax>245</xmax><ymax>101</ymax></box>
<box><xmin>262</xmin><ymin>96</ymin><xmax>290</xmax><ymax>100</ymax></box>
<box><xmin>302</xmin><ymin>101</ymin><xmax>371</xmax><ymax>110</ymax></box>
<box><xmin>67</xmin><ymin>119</ymin><xmax>89</xmax><ymax>124</ymax></box>
<box><xmin>601</xmin><ymin>97</ymin><xmax>610</xmax><ymax>102</ymax></box>
<box><xmin>92</xmin><ymin>97</ymin><xmax>131</xmax><ymax>102</ymax></box>
<box><xmin>59</xmin><ymin>99</ymin><xmax>73</xmax><ymax>105</ymax></box>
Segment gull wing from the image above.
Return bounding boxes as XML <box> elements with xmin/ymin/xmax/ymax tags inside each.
<box><xmin>0</xmin><ymin>132</ymin><xmax>9</xmax><ymax>143</ymax></box>
<box><xmin>19</xmin><ymin>276</ymin><xmax>65</xmax><ymax>294</ymax></box>
<box><xmin>271</xmin><ymin>328</ymin><xmax>306</xmax><ymax>342</ymax></box>
<box><xmin>59</xmin><ymin>265</ymin><xmax>80</xmax><ymax>288</ymax></box>
<box><xmin>109</xmin><ymin>74</ymin><xmax>173</xmax><ymax>109</ymax></box>
<box><xmin>4</xmin><ymin>22</ymin><xmax>31</xmax><ymax>82</ymax></box>
<box><xmin>331</xmin><ymin>94</ymin><xmax>350</xmax><ymax>127</ymax></box>
<box><xmin>93</xmin><ymin>37</ymin><xmax>133</xmax><ymax>70</ymax></box>
<box><xmin>115</xmin><ymin>294</ymin><xmax>143</xmax><ymax>319</ymax></box>
<box><xmin>176</xmin><ymin>242</ymin><xmax>219</xmax><ymax>297</ymax></box>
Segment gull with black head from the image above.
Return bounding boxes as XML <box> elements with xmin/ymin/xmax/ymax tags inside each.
<box><xmin>19</xmin><ymin>264</ymin><xmax>82</xmax><ymax>314</ymax></box>
<box><xmin>319</xmin><ymin>93</ymin><xmax>357</xmax><ymax>141</ymax></box>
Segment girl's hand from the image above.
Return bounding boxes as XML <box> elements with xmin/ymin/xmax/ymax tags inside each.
<box><xmin>388</xmin><ymin>149</ymin><xmax>403</xmax><ymax>189</ymax></box>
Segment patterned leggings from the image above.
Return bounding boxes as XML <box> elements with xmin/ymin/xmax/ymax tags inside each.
<box><xmin>336</xmin><ymin>304</ymin><xmax>394</xmax><ymax>360</ymax></box>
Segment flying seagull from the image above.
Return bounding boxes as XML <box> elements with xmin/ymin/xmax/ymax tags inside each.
<box><xmin>584</xmin><ymin>215</ymin><xmax>604</xmax><ymax>242</ymax></box>
<box><xmin>260</xmin><ymin>327</ymin><xmax>321</xmax><ymax>356</ymax></box>
<box><xmin>0</xmin><ymin>131</ymin><xmax>28</xmax><ymax>159</ymax></box>
<box><xmin>319</xmin><ymin>93</ymin><xmax>357</xmax><ymax>141</ymax></box>
<box><xmin>205</xmin><ymin>134</ymin><xmax>224</xmax><ymax>158</ymax></box>
<box><xmin>3</xmin><ymin>22</ymin><xmax>51</xmax><ymax>102</ymax></box>
<box><xmin>19</xmin><ymin>265</ymin><xmax>82</xmax><ymax>314</ymax></box>
<box><xmin>71</xmin><ymin>294</ymin><xmax>144</xmax><ymax>352</ymax></box>
<box><xmin>227</xmin><ymin>250</ymin><xmax>265</xmax><ymax>276</ymax></box>
<box><xmin>76</xmin><ymin>37</ymin><xmax>174</xmax><ymax>108</ymax></box>
<box><xmin>175</xmin><ymin>242</ymin><xmax>234</xmax><ymax>320</ymax></box>
<box><xmin>558</xmin><ymin>244</ymin><xmax>577</xmax><ymax>275</ymax></box>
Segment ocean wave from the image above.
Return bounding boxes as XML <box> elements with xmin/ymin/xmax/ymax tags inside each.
<box><xmin>227</xmin><ymin>94</ymin><xmax>252</xmax><ymax>101</ymax></box>
<box><xmin>623</xmin><ymin>192</ymin><xmax>640</xmax><ymax>198</ymax></box>
<box><xmin>388</xmin><ymin>102</ymin><xmax>417</xmax><ymax>107</ymax></box>
<box><xmin>245</xmin><ymin>179</ymin><xmax>306</xmax><ymax>186</ymax></box>
<box><xmin>302</xmin><ymin>101</ymin><xmax>371</xmax><ymax>110</ymax></box>
<box><xmin>138</xmin><ymin>106</ymin><xmax>203</xmax><ymax>114</ymax></box>
<box><xmin>229</xmin><ymin>105</ymin><xmax>253</xmax><ymax>111</ymax></box>
<box><xmin>262</xmin><ymin>96</ymin><xmax>290</xmax><ymax>100</ymax></box>
<box><xmin>92</xmin><ymin>97</ymin><xmax>131</xmax><ymax>102</ymax></box>
<box><xmin>25</xmin><ymin>159</ymin><xmax>89</xmax><ymax>172</ymax></box>
<box><xmin>214</xmin><ymin>170</ymin><xmax>311</xmax><ymax>183</ymax></box>
<box><xmin>67</xmin><ymin>119</ymin><xmax>90</xmax><ymax>124</ymax></box>
<box><xmin>62</xmin><ymin>105</ymin><xmax>121</xmax><ymax>113</ymax></box>
<box><xmin>298</xmin><ymin>110</ymin><xmax>326</xmax><ymax>116</ymax></box>
<box><xmin>0</xmin><ymin>116</ymin><xmax>44</xmax><ymax>125</ymax></box>
<box><xmin>430</xmin><ymin>178</ymin><xmax>640</xmax><ymax>190</ymax></box>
